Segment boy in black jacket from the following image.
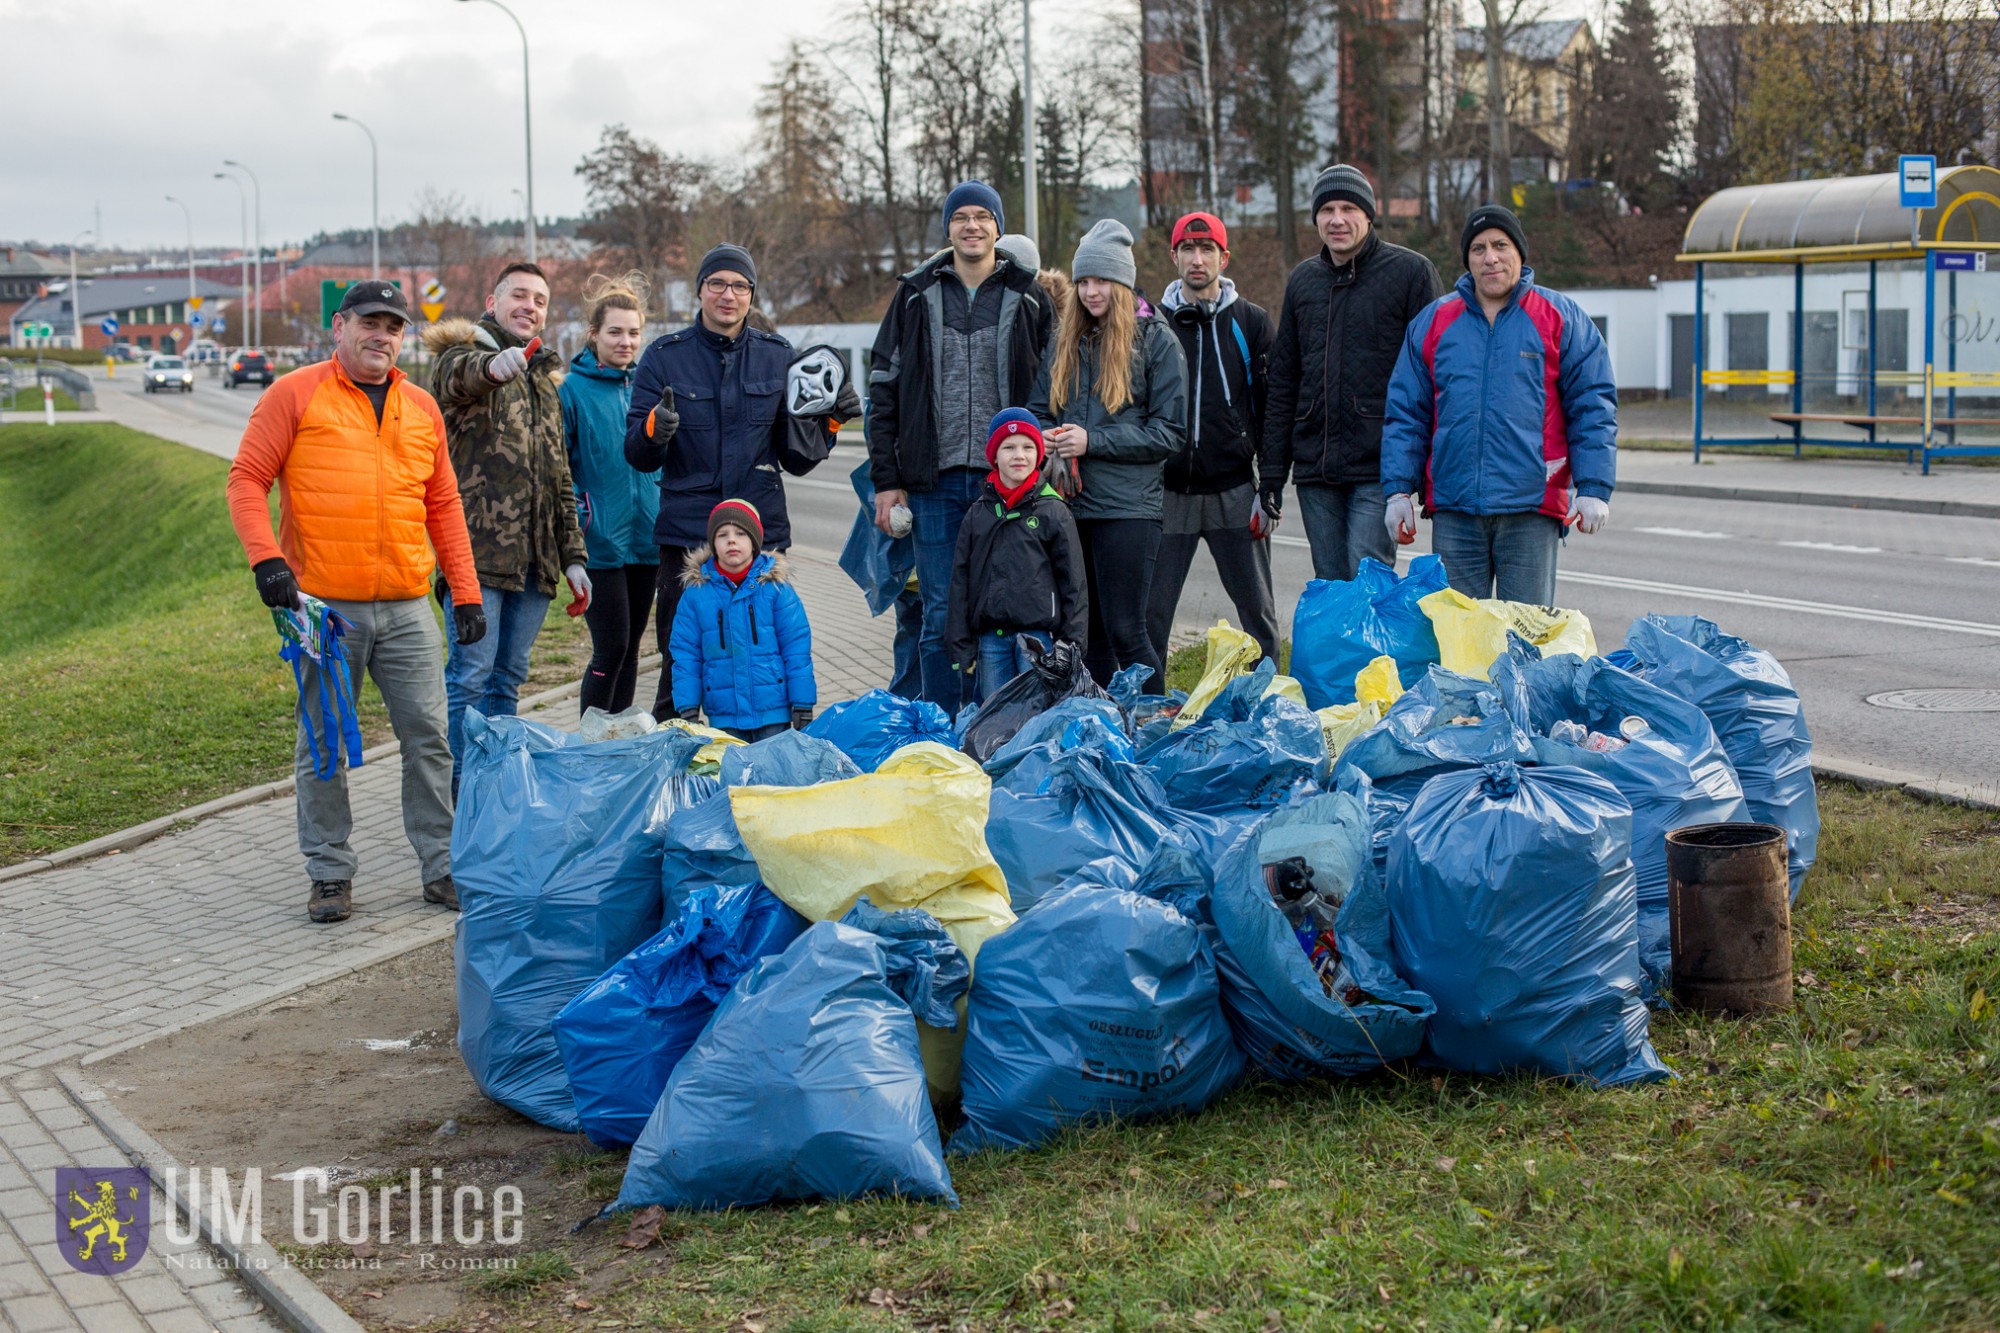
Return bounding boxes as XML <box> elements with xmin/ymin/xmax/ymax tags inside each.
<box><xmin>947</xmin><ymin>408</ymin><xmax>1088</xmax><ymax>697</ymax></box>
<box><xmin>1146</xmin><ymin>212</ymin><xmax>1280</xmax><ymax>669</ymax></box>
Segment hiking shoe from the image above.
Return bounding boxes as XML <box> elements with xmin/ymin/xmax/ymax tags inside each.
<box><xmin>308</xmin><ymin>879</ymin><xmax>353</xmax><ymax>924</ymax></box>
<box><xmin>422</xmin><ymin>875</ymin><xmax>460</xmax><ymax>911</ymax></box>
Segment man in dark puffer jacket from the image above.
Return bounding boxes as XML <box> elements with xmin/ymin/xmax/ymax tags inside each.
<box><xmin>1260</xmin><ymin>164</ymin><xmax>1441</xmax><ymax>582</ymax></box>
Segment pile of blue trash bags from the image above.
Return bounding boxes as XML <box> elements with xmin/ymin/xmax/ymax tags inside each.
<box><xmin>449</xmin><ymin>563</ymin><xmax>1815</xmax><ymax>1213</ymax></box>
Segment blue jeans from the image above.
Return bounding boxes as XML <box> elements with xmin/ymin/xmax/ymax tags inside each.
<box><xmin>1429</xmin><ymin>511</ymin><xmax>1561</xmax><ymax>604</ymax></box>
<box><xmin>909</xmin><ymin>467</ymin><xmax>986</xmax><ymax>709</ymax></box>
<box><xmin>444</xmin><ymin>578</ymin><xmax>553</xmax><ymax>794</ymax></box>
<box><xmin>976</xmin><ymin>628</ymin><xmax>1052</xmax><ymax>699</ymax></box>
<box><xmin>1296</xmin><ymin>483</ymin><xmax>1395</xmax><ymax>582</ymax></box>
<box><xmin>889</xmin><ymin>583</ymin><xmax>923</xmax><ymax>699</ymax></box>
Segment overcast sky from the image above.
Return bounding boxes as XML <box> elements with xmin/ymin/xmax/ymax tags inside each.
<box><xmin>2</xmin><ymin>0</ymin><xmax>847</xmax><ymax>251</ymax></box>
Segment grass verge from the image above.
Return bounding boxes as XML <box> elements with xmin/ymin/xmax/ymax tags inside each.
<box><xmin>1</xmin><ymin>385</ymin><xmax>79</xmax><ymax>411</ymax></box>
<box><xmin>0</xmin><ymin>422</ymin><xmax>592</xmax><ymax>865</ymax></box>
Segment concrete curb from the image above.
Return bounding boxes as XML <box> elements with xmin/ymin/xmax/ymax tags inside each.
<box><xmin>1812</xmin><ymin>754</ymin><xmax>2000</xmax><ymax>812</ymax></box>
<box><xmin>54</xmin><ymin>1067</ymin><xmax>367</xmax><ymax>1333</ymax></box>
<box><xmin>1619</xmin><ymin>478</ymin><xmax>2000</xmax><ymax>521</ymax></box>
<box><xmin>0</xmin><ymin>656</ymin><xmax>659</xmax><ymax>885</ymax></box>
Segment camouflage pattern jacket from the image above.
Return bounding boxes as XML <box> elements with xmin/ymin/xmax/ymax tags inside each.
<box><xmin>424</xmin><ymin>316</ymin><xmax>586</xmax><ymax>594</ymax></box>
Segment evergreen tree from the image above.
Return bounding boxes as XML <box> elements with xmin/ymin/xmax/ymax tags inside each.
<box><xmin>1580</xmin><ymin>0</ymin><xmax>1682</xmax><ymax>207</ymax></box>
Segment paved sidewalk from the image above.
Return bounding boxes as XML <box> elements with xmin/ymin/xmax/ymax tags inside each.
<box><xmin>0</xmin><ymin>548</ymin><xmax>892</xmax><ymax>1330</ymax></box>
<box><xmin>1617</xmin><ymin>446</ymin><xmax>2000</xmax><ymax>518</ymax></box>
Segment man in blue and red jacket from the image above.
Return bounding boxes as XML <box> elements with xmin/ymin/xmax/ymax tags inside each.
<box><xmin>1380</xmin><ymin>204</ymin><xmax>1616</xmax><ymax>604</ymax></box>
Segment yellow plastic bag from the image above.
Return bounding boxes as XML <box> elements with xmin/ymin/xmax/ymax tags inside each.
<box><xmin>1418</xmin><ymin>589</ymin><xmax>1597</xmax><ymax>681</ymax></box>
<box><xmin>1315</xmin><ymin>700</ymin><xmax>1383</xmax><ymax>760</ymax></box>
<box><xmin>728</xmin><ymin>742</ymin><xmax>1016</xmax><ymax>1099</ymax></box>
<box><xmin>658</xmin><ymin>718</ymin><xmax>743</xmax><ymax>771</ymax></box>
<box><xmin>1174</xmin><ymin>621</ymin><xmax>1309</xmax><ymax>728</ymax></box>
<box><xmin>1355</xmin><ymin>655</ymin><xmax>1405</xmax><ymax>709</ymax></box>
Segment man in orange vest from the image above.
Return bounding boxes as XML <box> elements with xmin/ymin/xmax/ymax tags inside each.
<box><xmin>227</xmin><ymin>281</ymin><xmax>483</xmax><ymax>925</ymax></box>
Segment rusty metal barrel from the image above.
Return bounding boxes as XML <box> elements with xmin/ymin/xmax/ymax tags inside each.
<box><xmin>1666</xmin><ymin>822</ymin><xmax>1793</xmax><ymax>1015</ymax></box>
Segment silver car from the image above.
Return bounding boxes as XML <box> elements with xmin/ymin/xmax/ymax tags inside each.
<box><xmin>145</xmin><ymin>355</ymin><xmax>193</xmax><ymax>393</ymax></box>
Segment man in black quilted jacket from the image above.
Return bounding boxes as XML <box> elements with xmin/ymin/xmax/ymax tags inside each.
<box><xmin>1260</xmin><ymin>165</ymin><xmax>1442</xmax><ymax>582</ymax></box>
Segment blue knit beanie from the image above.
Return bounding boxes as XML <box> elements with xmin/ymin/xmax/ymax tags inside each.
<box><xmin>942</xmin><ymin>181</ymin><xmax>1005</xmax><ymax>238</ymax></box>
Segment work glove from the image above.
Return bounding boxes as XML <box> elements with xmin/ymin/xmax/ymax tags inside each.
<box><xmin>1567</xmin><ymin>495</ymin><xmax>1610</xmax><ymax>535</ymax></box>
<box><xmin>790</xmin><ymin>706</ymin><xmax>815</xmax><ymax>731</ymax></box>
<box><xmin>483</xmin><ymin>336</ymin><xmax>542</xmax><ymax>385</ymax></box>
<box><xmin>1249</xmin><ymin>491</ymin><xmax>1278</xmax><ymax>541</ymax></box>
<box><xmin>1257</xmin><ymin>485</ymin><xmax>1284</xmax><ymax>523</ymax></box>
<box><xmin>1385</xmin><ymin>493</ymin><xmax>1419</xmax><ymax>546</ymax></box>
<box><xmin>832</xmin><ymin>379</ymin><xmax>862</xmax><ymax>425</ymax></box>
<box><xmin>253</xmin><ymin>557</ymin><xmax>301</xmax><ymax>610</ymax></box>
<box><xmin>677</xmin><ymin>705</ymin><xmax>702</xmax><ymax>724</ymax></box>
<box><xmin>564</xmin><ymin>564</ymin><xmax>592</xmax><ymax>615</ymax></box>
<box><xmin>645</xmin><ymin>386</ymin><xmax>678</xmax><ymax>442</ymax></box>
<box><xmin>453</xmin><ymin>602</ymin><xmax>488</xmax><ymax>646</ymax></box>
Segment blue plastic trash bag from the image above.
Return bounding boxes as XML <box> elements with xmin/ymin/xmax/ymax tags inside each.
<box><xmin>719</xmin><ymin>728</ymin><xmax>861</xmax><ymax>787</ymax></box>
<box><xmin>950</xmin><ymin>885</ymin><xmax>1246</xmax><ymax>1153</ymax></box>
<box><xmin>1494</xmin><ymin>652</ymin><xmax>1748</xmax><ymax>994</ymax></box>
<box><xmin>662</xmin><ymin>733</ymin><xmax>858</xmax><ymax>915</ymax></box>
<box><xmin>1334</xmin><ymin>666</ymin><xmax>1535</xmax><ymax>871</ymax></box>
<box><xmin>454</xmin><ymin>715</ymin><xmax>705</xmax><ymax>1131</ymax></box>
<box><xmin>1208</xmin><ymin>797</ymin><xmax>1433</xmax><ymax>1081</ymax></box>
<box><xmin>985</xmin><ymin>749</ymin><xmax>1178</xmax><ymax>914</ymax></box>
<box><xmin>1138</xmin><ymin>662</ymin><xmax>1326</xmax><ymax>814</ymax></box>
<box><xmin>1618</xmin><ymin>615</ymin><xmax>1818</xmax><ymax>900</ymax></box>
<box><xmin>553</xmin><ymin>884</ymin><xmax>808</xmax><ymax>1149</ymax></box>
<box><xmin>838</xmin><ymin>458</ymin><xmax>915</xmax><ymax>616</ymax></box>
<box><xmin>613</xmin><ymin>900</ymin><xmax>966</xmax><ymax>1210</ymax></box>
<box><xmin>806</xmin><ymin>689</ymin><xmax>956</xmax><ymax>772</ymax></box>
<box><xmin>1291</xmin><ymin>554</ymin><xmax>1449</xmax><ymax>709</ymax></box>
<box><xmin>982</xmin><ymin>696</ymin><xmax>1129</xmax><ymax>790</ymax></box>
<box><xmin>1387</xmin><ymin>762</ymin><xmax>1667</xmax><ymax>1087</ymax></box>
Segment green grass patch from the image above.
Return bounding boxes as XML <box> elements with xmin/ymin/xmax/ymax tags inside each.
<box><xmin>0</xmin><ymin>421</ymin><xmax>592</xmax><ymax>865</ymax></box>
<box><xmin>1</xmin><ymin>385</ymin><xmax>79</xmax><ymax>411</ymax></box>
<box><xmin>0</xmin><ymin>346</ymin><xmax>103</xmax><ymax>366</ymax></box>
<box><xmin>491</xmin><ymin>782</ymin><xmax>1999</xmax><ymax>1333</ymax></box>
<box><xmin>475</xmin><ymin>1248</ymin><xmax>575</xmax><ymax>1295</ymax></box>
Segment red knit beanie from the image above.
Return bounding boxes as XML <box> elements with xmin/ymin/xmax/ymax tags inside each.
<box><xmin>985</xmin><ymin>408</ymin><xmax>1046</xmax><ymax>468</ymax></box>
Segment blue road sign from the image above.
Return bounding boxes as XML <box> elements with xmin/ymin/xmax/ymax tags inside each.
<box><xmin>1900</xmin><ymin>155</ymin><xmax>1938</xmax><ymax>209</ymax></box>
<box><xmin>190</xmin><ymin>310</ymin><xmax>205</xmax><ymax>328</ymax></box>
<box><xmin>100</xmin><ymin>316</ymin><xmax>119</xmax><ymax>336</ymax></box>
<box><xmin>1936</xmin><ymin>252</ymin><xmax>1987</xmax><ymax>272</ymax></box>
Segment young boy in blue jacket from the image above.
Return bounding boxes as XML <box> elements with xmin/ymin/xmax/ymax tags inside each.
<box><xmin>670</xmin><ymin>500</ymin><xmax>817</xmax><ymax>741</ymax></box>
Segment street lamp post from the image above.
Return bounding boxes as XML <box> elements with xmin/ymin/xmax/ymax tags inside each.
<box><xmin>69</xmin><ymin>228</ymin><xmax>94</xmax><ymax>351</ymax></box>
<box><xmin>165</xmin><ymin>195</ymin><xmax>196</xmax><ymax>322</ymax></box>
<box><xmin>222</xmin><ymin>159</ymin><xmax>263</xmax><ymax>347</ymax></box>
<box><xmin>1021</xmin><ymin>0</ymin><xmax>1038</xmax><ymax>251</ymax></box>
<box><xmin>332</xmin><ymin>113</ymin><xmax>381</xmax><ymax>279</ymax></box>
<box><xmin>512</xmin><ymin>187</ymin><xmax>530</xmax><ymax>253</ymax></box>
<box><xmin>457</xmin><ymin>0</ymin><xmax>536</xmax><ymax>262</ymax></box>
<box><xmin>215</xmin><ymin>173</ymin><xmax>250</xmax><ymax>352</ymax></box>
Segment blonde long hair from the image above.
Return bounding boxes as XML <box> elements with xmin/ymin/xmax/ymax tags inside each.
<box><xmin>1047</xmin><ymin>281</ymin><xmax>1137</xmax><ymax>418</ymax></box>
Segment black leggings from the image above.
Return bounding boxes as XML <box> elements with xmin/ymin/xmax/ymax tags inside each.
<box><xmin>648</xmin><ymin>545</ymin><xmax>694</xmax><ymax>720</ymax></box>
<box><xmin>1077</xmin><ymin>517</ymin><xmax>1163</xmax><ymax>688</ymax></box>
<box><xmin>579</xmin><ymin>563</ymin><xmax>659</xmax><ymax>715</ymax></box>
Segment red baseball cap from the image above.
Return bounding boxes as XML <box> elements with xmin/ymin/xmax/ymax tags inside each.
<box><xmin>1171</xmin><ymin>212</ymin><xmax>1230</xmax><ymax>251</ymax></box>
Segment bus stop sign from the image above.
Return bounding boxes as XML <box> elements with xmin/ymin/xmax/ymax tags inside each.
<box><xmin>1900</xmin><ymin>155</ymin><xmax>1938</xmax><ymax>209</ymax></box>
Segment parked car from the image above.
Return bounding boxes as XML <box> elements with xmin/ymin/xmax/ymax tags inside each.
<box><xmin>145</xmin><ymin>355</ymin><xmax>193</xmax><ymax>393</ymax></box>
<box><xmin>110</xmin><ymin>342</ymin><xmax>144</xmax><ymax>363</ymax></box>
<box><xmin>226</xmin><ymin>350</ymin><xmax>273</xmax><ymax>388</ymax></box>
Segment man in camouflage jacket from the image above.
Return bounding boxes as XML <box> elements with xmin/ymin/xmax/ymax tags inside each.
<box><xmin>424</xmin><ymin>260</ymin><xmax>590</xmax><ymax>791</ymax></box>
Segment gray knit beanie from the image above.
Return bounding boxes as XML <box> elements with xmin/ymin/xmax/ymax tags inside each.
<box><xmin>1070</xmin><ymin>219</ymin><xmax>1137</xmax><ymax>289</ymax></box>
<box><xmin>1311</xmin><ymin>164</ymin><xmax>1378</xmax><ymax>221</ymax></box>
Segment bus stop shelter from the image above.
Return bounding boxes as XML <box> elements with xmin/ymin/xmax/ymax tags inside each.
<box><xmin>1679</xmin><ymin>164</ymin><xmax>2000</xmax><ymax>472</ymax></box>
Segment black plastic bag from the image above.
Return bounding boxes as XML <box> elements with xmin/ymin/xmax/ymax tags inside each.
<box><xmin>960</xmin><ymin>637</ymin><xmax>1108</xmax><ymax>764</ymax></box>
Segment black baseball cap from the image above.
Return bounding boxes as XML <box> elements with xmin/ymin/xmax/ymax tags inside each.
<box><xmin>337</xmin><ymin>281</ymin><xmax>412</xmax><ymax>324</ymax></box>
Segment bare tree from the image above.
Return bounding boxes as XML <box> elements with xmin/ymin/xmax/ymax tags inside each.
<box><xmin>827</xmin><ymin>0</ymin><xmax>926</xmax><ymax>272</ymax></box>
<box><xmin>397</xmin><ymin>187</ymin><xmax>488</xmax><ymax>320</ymax></box>
<box><xmin>747</xmin><ymin>40</ymin><xmax>878</xmax><ymax>318</ymax></box>
<box><xmin>1036</xmin><ymin>0</ymin><xmax>1144</xmax><ymax>259</ymax></box>
<box><xmin>574</xmin><ymin>125</ymin><xmax>707</xmax><ymax>319</ymax></box>
<box><xmin>1229</xmin><ymin>0</ymin><xmax>1330</xmax><ymax>266</ymax></box>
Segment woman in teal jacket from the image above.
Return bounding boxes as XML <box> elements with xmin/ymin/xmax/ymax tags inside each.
<box><xmin>562</xmin><ymin>277</ymin><xmax>659</xmax><ymax>713</ymax></box>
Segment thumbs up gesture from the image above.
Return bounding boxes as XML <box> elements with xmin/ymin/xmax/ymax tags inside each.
<box><xmin>485</xmin><ymin>336</ymin><xmax>541</xmax><ymax>385</ymax></box>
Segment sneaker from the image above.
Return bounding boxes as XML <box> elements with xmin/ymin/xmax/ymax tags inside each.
<box><xmin>422</xmin><ymin>875</ymin><xmax>460</xmax><ymax>911</ymax></box>
<box><xmin>308</xmin><ymin>879</ymin><xmax>353</xmax><ymax>924</ymax></box>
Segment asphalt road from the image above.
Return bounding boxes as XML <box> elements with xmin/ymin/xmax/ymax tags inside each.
<box><xmin>97</xmin><ymin>373</ymin><xmax>2000</xmax><ymax>796</ymax></box>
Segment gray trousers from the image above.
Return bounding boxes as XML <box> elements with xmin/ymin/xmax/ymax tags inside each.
<box><xmin>295</xmin><ymin>596</ymin><xmax>453</xmax><ymax>884</ymax></box>
<box><xmin>1296</xmin><ymin>482</ymin><xmax>1396</xmax><ymax>582</ymax></box>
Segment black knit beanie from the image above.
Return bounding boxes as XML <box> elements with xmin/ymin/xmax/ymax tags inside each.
<box><xmin>1460</xmin><ymin>205</ymin><xmax>1528</xmax><ymax>271</ymax></box>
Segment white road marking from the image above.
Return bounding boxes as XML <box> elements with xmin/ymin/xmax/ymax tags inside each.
<box><xmin>1946</xmin><ymin>555</ymin><xmax>2000</xmax><ymax>568</ymax></box>
<box><xmin>1555</xmin><ymin>569</ymin><xmax>2000</xmax><ymax>638</ymax></box>
<box><xmin>1779</xmin><ymin>540</ymin><xmax>1882</xmax><ymax>554</ymax></box>
<box><xmin>1636</xmin><ymin>526</ymin><xmax>1732</xmax><ymax>539</ymax></box>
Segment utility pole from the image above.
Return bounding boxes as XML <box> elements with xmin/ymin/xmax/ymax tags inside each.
<box><xmin>222</xmin><ymin>160</ymin><xmax>263</xmax><ymax>346</ymax></box>
<box><xmin>459</xmin><ymin>0</ymin><xmax>537</xmax><ymax>262</ymax></box>
<box><xmin>165</xmin><ymin>196</ymin><xmax>196</xmax><ymax>315</ymax></box>
<box><xmin>333</xmin><ymin>113</ymin><xmax>382</xmax><ymax>279</ymax></box>
<box><xmin>215</xmin><ymin>173</ymin><xmax>250</xmax><ymax>352</ymax></box>
<box><xmin>69</xmin><ymin>229</ymin><xmax>94</xmax><ymax>351</ymax></box>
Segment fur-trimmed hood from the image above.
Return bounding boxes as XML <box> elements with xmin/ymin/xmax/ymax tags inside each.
<box><xmin>680</xmin><ymin>545</ymin><xmax>791</xmax><ymax>589</ymax></box>
<box><xmin>1037</xmin><ymin>268</ymin><xmax>1073</xmax><ymax>315</ymax></box>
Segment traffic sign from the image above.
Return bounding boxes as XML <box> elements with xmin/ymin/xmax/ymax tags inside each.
<box><xmin>421</xmin><ymin>301</ymin><xmax>445</xmax><ymax>322</ymax></box>
<box><xmin>422</xmin><ymin>279</ymin><xmax>445</xmax><ymax>302</ymax></box>
<box><xmin>1900</xmin><ymin>155</ymin><xmax>1938</xmax><ymax>209</ymax></box>
<box><xmin>190</xmin><ymin>310</ymin><xmax>205</xmax><ymax>328</ymax></box>
<box><xmin>1936</xmin><ymin>252</ymin><xmax>1988</xmax><ymax>272</ymax></box>
<box><xmin>100</xmin><ymin>316</ymin><xmax>119</xmax><ymax>337</ymax></box>
<box><xmin>321</xmin><ymin>277</ymin><xmax>403</xmax><ymax>330</ymax></box>
<box><xmin>189</xmin><ymin>295</ymin><xmax>205</xmax><ymax>311</ymax></box>
<box><xmin>213</xmin><ymin>316</ymin><xmax>226</xmax><ymax>333</ymax></box>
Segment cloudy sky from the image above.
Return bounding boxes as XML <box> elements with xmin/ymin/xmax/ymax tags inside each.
<box><xmin>2</xmin><ymin>0</ymin><xmax>854</xmax><ymax>250</ymax></box>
